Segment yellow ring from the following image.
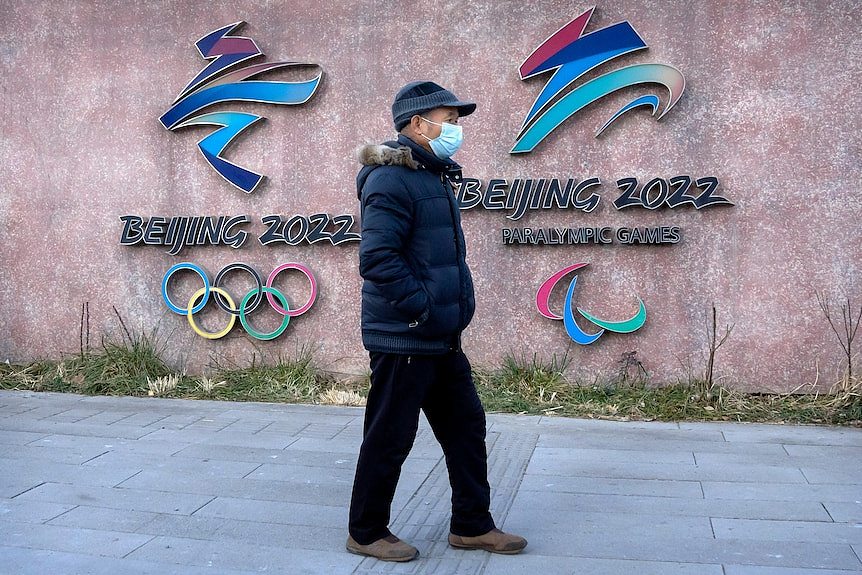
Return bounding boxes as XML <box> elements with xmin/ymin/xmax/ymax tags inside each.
<box><xmin>186</xmin><ymin>287</ymin><xmax>236</xmax><ymax>339</ymax></box>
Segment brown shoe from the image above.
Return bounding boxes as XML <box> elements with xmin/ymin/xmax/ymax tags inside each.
<box><xmin>346</xmin><ymin>534</ymin><xmax>419</xmax><ymax>562</ymax></box>
<box><xmin>448</xmin><ymin>528</ymin><xmax>527</xmax><ymax>554</ymax></box>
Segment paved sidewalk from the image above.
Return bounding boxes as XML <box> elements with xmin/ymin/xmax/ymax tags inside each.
<box><xmin>0</xmin><ymin>390</ymin><xmax>860</xmax><ymax>574</ymax></box>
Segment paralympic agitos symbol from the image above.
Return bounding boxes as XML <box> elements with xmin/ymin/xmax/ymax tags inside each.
<box><xmin>160</xmin><ymin>22</ymin><xmax>322</xmax><ymax>193</ymax></box>
<box><xmin>162</xmin><ymin>262</ymin><xmax>317</xmax><ymax>340</ymax></box>
<box><xmin>536</xmin><ymin>263</ymin><xmax>646</xmax><ymax>345</ymax></box>
<box><xmin>512</xmin><ymin>6</ymin><xmax>686</xmax><ymax>153</ymax></box>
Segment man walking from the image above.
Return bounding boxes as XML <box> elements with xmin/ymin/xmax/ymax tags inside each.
<box><xmin>347</xmin><ymin>81</ymin><xmax>527</xmax><ymax>562</ymax></box>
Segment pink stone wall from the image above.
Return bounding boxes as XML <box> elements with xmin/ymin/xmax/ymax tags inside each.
<box><xmin>1</xmin><ymin>1</ymin><xmax>859</xmax><ymax>390</ymax></box>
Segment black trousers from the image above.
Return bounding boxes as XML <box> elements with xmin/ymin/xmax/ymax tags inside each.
<box><xmin>348</xmin><ymin>350</ymin><xmax>495</xmax><ymax>545</ymax></box>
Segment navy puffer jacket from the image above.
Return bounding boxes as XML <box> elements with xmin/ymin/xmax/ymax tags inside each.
<box><xmin>356</xmin><ymin>134</ymin><xmax>475</xmax><ymax>354</ymax></box>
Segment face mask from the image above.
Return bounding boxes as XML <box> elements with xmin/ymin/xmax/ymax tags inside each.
<box><xmin>420</xmin><ymin>117</ymin><xmax>463</xmax><ymax>159</ymax></box>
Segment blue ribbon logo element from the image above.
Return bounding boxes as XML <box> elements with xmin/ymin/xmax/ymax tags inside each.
<box><xmin>536</xmin><ymin>263</ymin><xmax>647</xmax><ymax>345</ymax></box>
<box><xmin>160</xmin><ymin>22</ymin><xmax>322</xmax><ymax>193</ymax></box>
<box><xmin>512</xmin><ymin>7</ymin><xmax>685</xmax><ymax>153</ymax></box>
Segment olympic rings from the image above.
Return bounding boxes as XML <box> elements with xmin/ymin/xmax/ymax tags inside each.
<box><xmin>266</xmin><ymin>263</ymin><xmax>317</xmax><ymax>316</ymax></box>
<box><xmin>214</xmin><ymin>263</ymin><xmax>263</xmax><ymax>315</ymax></box>
<box><xmin>240</xmin><ymin>287</ymin><xmax>290</xmax><ymax>340</ymax></box>
<box><xmin>161</xmin><ymin>262</ymin><xmax>317</xmax><ymax>340</ymax></box>
<box><xmin>187</xmin><ymin>287</ymin><xmax>236</xmax><ymax>339</ymax></box>
<box><xmin>163</xmin><ymin>262</ymin><xmax>210</xmax><ymax>314</ymax></box>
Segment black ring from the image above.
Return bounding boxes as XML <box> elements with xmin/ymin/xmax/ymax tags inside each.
<box><xmin>213</xmin><ymin>263</ymin><xmax>263</xmax><ymax>316</ymax></box>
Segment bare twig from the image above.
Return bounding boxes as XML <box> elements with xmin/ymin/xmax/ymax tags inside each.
<box><xmin>112</xmin><ymin>305</ymin><xmax>133</xmax><ymax>344</ymax></box>
<box><xmin>705</xmin><ymin>304</ymin><xmax>733</xmax><ymax>393</ymax></box>
<box><xmin>816</xmin><ymin>291</ymin><xmax>861</xmax><ymax>379</ymax></box>
<box><xmin>80</xmin><ymin>302</ymin><xmax>85</xmax><ymax>358</ymax></box>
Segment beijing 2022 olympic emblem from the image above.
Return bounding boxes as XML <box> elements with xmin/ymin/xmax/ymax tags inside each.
<box><xmin>160</xmin><ymin>22</ymin><xmax>322</xmax><ymax>193</ymax></box>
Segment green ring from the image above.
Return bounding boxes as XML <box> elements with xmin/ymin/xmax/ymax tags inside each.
<box><xmin>239</xmin><ymin>287</ymin><xmax>290</xmax><ymax>340</ymax></box>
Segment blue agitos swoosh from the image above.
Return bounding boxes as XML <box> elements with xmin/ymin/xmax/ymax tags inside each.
<box><xmin>536</xmin><ymin>263</ymin><xmax>647</xmax><ymax>345</ymax></box>
<box><xmin>512</xmin><ymin>7</ymin><xmax>685</xmax><ymax>153</ymax></box>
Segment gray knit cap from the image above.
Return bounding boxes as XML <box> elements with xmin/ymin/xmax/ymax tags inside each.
<box><xmin>392</xmin><ymin>81</ymin><xmax>476</xmax><ymax>131</ymax></box>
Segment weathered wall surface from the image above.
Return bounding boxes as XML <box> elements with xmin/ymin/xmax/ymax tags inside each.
<box><xmin>1</xmin><ymin>1</ymin><xmax>859</xmax><ymax>390</ymax></box>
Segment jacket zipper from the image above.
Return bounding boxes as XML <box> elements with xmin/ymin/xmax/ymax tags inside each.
<box><xmin>441</xmin><ymin>173</ymin><xmax>465</xmax><ymax>332</ymax></box>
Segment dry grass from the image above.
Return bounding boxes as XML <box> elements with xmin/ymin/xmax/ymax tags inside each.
<box><xmin>0</xmin><ymin>343</ymin><xmax>858</xmax><ymax>425</ymax></box>
<box><xmin>318</xmin><ymin>388</ymin><xmax>367</xmax><ymax>406</ymax></box>
<box><xmin>147</xmin><ymin>374</ymin><xmax>180</xmax><ymax>397</ymax></box>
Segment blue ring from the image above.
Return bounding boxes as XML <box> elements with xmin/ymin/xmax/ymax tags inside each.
<box><xmin>162</xmin><ymin>262</ymin><xmax>210</xmax><ymax>315</ymax></box>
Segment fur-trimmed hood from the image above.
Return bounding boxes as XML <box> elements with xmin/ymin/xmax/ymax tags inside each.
<box><xmin>356</xmin><ymin>143</ymin><xmax>419</xmax><ymax>170</ymax></box>
<box><xmin>356</xmin><ymin>135</ymin><xmax>463</xmax><ymax>200</ymax></box>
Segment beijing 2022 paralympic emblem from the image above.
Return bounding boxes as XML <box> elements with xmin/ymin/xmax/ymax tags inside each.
<box><xmin>513</xmin><ymin>7</ymin><xmax>686</xmax><ymax>153</ymax></box>
<box><xmin>160</xmin><ymin>22</ymin><xmax>322</xmax><ymax>193</ymax></box>
<box><xmin>536</xmin><ymin>263</ymin><xmax>646</xmax><ymax>345</ymax></box>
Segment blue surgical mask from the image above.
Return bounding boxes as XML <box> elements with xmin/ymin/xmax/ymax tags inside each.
<box><xmin>420</xmin><ymin>117</ymin><xmax>463</xmax><ymax>159</ymax></box>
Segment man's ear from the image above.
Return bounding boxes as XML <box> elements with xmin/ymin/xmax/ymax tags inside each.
<box><xmin>408</xmin><ymin>115</ymin><xmax>423</xmax><ymax>132</ymax></box>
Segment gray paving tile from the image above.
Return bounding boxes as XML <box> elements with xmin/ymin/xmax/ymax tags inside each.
<box><xmin>506</xmin><ymin>490</ymin><xmax>831</xmax><ymax>522</ymax></box>
<box><xmin>531</xmin><ymin>446</ymin><xmax>696</xmax><ymax>465</ymax></box>
<box><xmin>16</xmin><ymin>482</ymin><xmax>214</xmax><ymax>515</ymax></box>
<box><xmin>694</xmin><ymin>450</ymin><xmax>851</xmax><ymax>468</ymax></box>
<box><xmin>825</xmin><ymin>501</ymin><xmax>862</xmax><ymax>523</ymax></box>
<box><xmin>125</xmin><ymin>411</ymin><xmax>195</xmax><ymax>429</ymax></box>
<box><xmin>174</xmin><ymin>442</ymin><xmax>357</xmax><ymax>467</ymax></box>
<box><xmin>518</xmin><ymin>473</ymin><xmax>704</xmax><ymax>498</ymax></box>
<box><xmin>484</xmin><ymin>554</ymin><xmax>724</xmax><ymax>575</ymax></box>
<box><xmin>0</xmin><ymin>545</ymin><xmax>261</xmax><ymax>575</ymax></box>
<box><xmin>0</xmin><ymin>443</ymin><xmax>109</xmax><ymax>464</ymax></box>
<box><xmin>2</xmin><ymin>391</ymin><xmax>861</xmax><ymax>574</ymax></box>
<box><xmin>0</xmin><ymin>520</ymin><xmax>153</xmax><ymax>558</ymax></box>
<box><xmin>783</xmin><ymin>444</ymin><xmax>862</xmax><ymax>458</ymax></box>
<box><xmin>514</xmin><ymin>528</ymin><xmax>862</xmax><ymax>570</ymax></box>
<box><xmin>47</xmin><ymin>505</ymin><xmax>159</xmax><ymax>532</ymax></box>
<box><xmin>217</xmin><ymin>407</ymin><xmax>311</xmax><ymax>419</ymax></box>
<box><xmin>703</xmin><ymin>481</ymin><xmax>862</xmax><ymax>502</ymax></box>
<box><xmin>194</xmin><ymin>496</ymin><xmax>347</xmax><ymax>527</ymax></box>
<box><xmin>0</xmin><ymin>419</ymin><xmax>155</xmax><ymax>439</ymax></box>
<box><xmin>126</xmin><ymin>535</ymin><xmax>361</xmax><ymax>574</ymax></box>
<box><xmin>219</xmin><ymin>418</ymin><xmax>274</xmax><ymax>433</ymax></box>
<box><xmin>526</xmin><ymin>456</ymin><xmax>808</xmax><ymax>483</ymax></box>
<box><xmin>0</xmin><ymin>457</ymin><xmax>141</xmax><ymax>491</ymax></box>
<box><xmin>210</xmin><ymin>518</ymin><xmax>345</xmax><ymax>551</ymax></box>
<box><xmin>139</xmin><ymin>427</ymin><xmax>299</xmax><ymax>449</ymax></box>
<box><xmin>535</xmin><ymin>417</ymin><xmax>679</xmax><ymax>431</ymax></box>
<box><xmin>28</xmin><ymin>433</ymin><xmax>181</xmax><ymax>453</ymax></box>
<box><xmin>135</xmin><ymin>513</ymin><xmax>227</xmax><ymax>539</ymax></box>
<box><xmin>12</xmin><ymin>406</ymin><xmax>81</xmax><ymax>420</ymax></box>
<box><xmin>536</xmin><ymin>433</ymin><xmax>788</xmax><ymax>454</ymax></box>
<box><xmin>0</xmin><ymin>430</ymin><xmax>47</xmax><ymax>445</ymax></box>
<box><xmin>299</xmin><ymin>422</ymin><xmax>353</xmax><ymax>439</ymax></box>
<box><xmin>0</xmin><ymin>497</ymin><xmax>75</xmax><ymax>523</ymax></box>
<box><xmin>355</xmin><ymin>553</ymin><xmax>487</xmax><ymax>574</ymax></box>
<box><xmin>117</xmin><ymin>468</ymin><xmax>352</xmax><ymax>505</ymax></box>
<box><xmin>76</xmin><ymin>410</ymin><xmax>149</xmax><ymax>425</ymax></box>
<box><xmin>81</xmin><ymin>451</ymin><xmax>262</xmax><ymax>478</ymax></box>
<box><xmin>713</xmin><ymin>517</ymin><xmax>862</xmax><ymax>544</ymax></box>
<box><xmin>724</xmin><ymin>566</ymin><xmax>862</xmax><ymax>575</ymax></box>
<box><xmin>509</xmin><ymin>507</ymin><xmax>714</xmax><ymax>539</ymax></box>
<box><xmin>286</xmin><ymin>434</ymin><xmax>444</xmax><ymax>458</ymax></box>
<box><xmin>720</xmin><ymin>426</ymin><xmax>862</xmax><ymax>446</ymax></box>
<box><xmin>246</xmin><ymin>461</ymin><xmax>357</xmax><ymax>484</ymax></box>
<box><xmin>41</xmin><ymin>408</ymin><xmax>105</xmax><ymax>422</ymax></box>
<box><xmin>181</xmin><ymin>417</ymin><xmax>240</xmax><ymax>431</ymax></box>
<box><xmin>0</xmin><ymin>476</ymin><xmax>43</xmax><ymax>499</ymax></box>
<box><xmin>802</xmin><ymin>466</ymin><xmax>862</xmax><ymax>485</ymax></box>
<box><xmin>536</xmin><ymin>425</ymin><xmax>725</xmax><ymax>444</ymax></box>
